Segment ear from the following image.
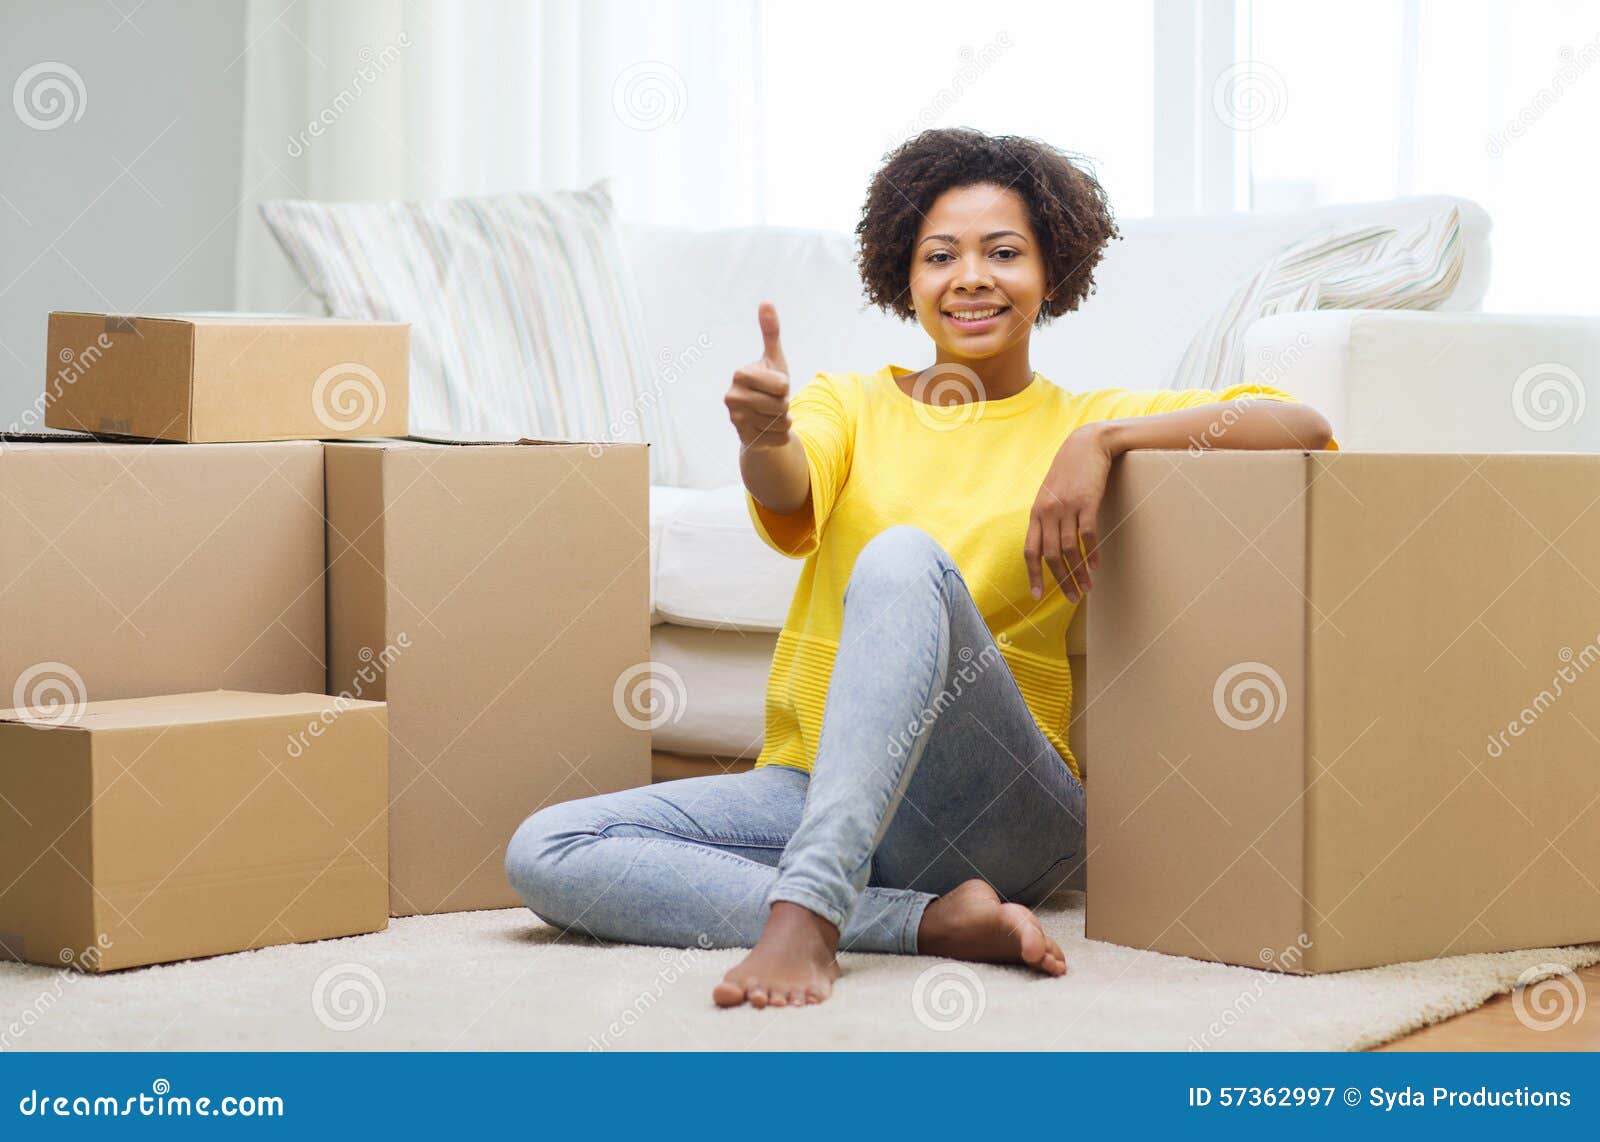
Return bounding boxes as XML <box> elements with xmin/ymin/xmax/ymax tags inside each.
<box><xmin>1037</xmin><ymin>280</ymin><xmax>1056</xmax><ymax>324</ymax></box>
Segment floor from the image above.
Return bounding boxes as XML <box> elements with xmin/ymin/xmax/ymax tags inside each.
<box><xmin>4</xmin><ymin>889</ymin><xmax>1595</xmax><ymax>1051</ymax></box>
<box><xmin>652</xmin><ymin>752</ymin><xmax>1600</xmax><ymax>1052</ymax></box>
<box><xmin>1379</xmin><ymin>963</ymin><xmax>1597</xmax><ymax>1050</ymax></box>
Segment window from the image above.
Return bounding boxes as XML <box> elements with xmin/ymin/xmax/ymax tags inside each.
<box><xmin>756</xmin><ymin>0</ymin><xmax>1155</xmax><ymax>230</ymax></box>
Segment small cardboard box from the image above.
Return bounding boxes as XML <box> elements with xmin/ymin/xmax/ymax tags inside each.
<box><xmin>44</xmin><ymin>311</ymin><xmax>409</xmax><ymax>442</ymax></box>
<box><xmin>0</xmin><ymin>436</ymin><xmax>326</xmax><ymax>703</ymax></box>
<box><xmin>325</xmin><ymin>436</ymin><xmax>651</xmax><ymax>915</ymax></box>
<box><xmin>0</xmin><ymin>690</ymin><xmax>388</xmax><ymax>972</ymax></box>
<box><xmin>1086</xmin><ymin>450</ymin><xmax>1600</xmax><ymax>973</ymax></box>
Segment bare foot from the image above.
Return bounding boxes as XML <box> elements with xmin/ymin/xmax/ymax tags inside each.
<box><xmin>917</xmin><ymin>878</ymin><xmax>1067</xmax><ymax>976</ymax></box>
<box><xmin>713</xmin><ymin>902</ymin><xmax>841</xmax><ymax>1008</ymax></box>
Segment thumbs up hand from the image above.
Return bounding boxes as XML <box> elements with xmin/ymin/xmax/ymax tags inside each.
<box><xmin>725</xmin><ymin>302</ymin><xmax>793</xmax><ymax>451</ymax></box>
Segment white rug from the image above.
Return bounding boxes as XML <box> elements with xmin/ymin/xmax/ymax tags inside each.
<box><xmin>4</xmin><ymin>891</ymin><xmax>1596</xmax><ymax>1051</ymax></box>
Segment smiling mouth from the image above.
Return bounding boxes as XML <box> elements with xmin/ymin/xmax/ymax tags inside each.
<box><xmin>942</xmin><ymin>305</ymin><xmax>1010</xmax><ymax>325</ymax></box>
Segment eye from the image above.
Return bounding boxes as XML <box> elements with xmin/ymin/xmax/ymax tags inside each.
<box><xmin>925</xmin><ymin>250</ymin><xmax>953</xmax><ymax>264</ymax></box>
<box><xmin>992</xmin><ymin>248</ymin><xmax>1019</xmax><ymax>260</ymax></box>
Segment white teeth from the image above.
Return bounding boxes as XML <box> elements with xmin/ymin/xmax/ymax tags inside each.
<box><xmin>948</xmin><ymin>307</ymin><xmax>1002</xmax><ymax>320</ymax></box>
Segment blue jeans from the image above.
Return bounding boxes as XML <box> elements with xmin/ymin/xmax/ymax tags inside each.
<box><xmin>505</xmin><ymin>525</ymin><xmax>1087</xmax><ymax>955</ymax></box>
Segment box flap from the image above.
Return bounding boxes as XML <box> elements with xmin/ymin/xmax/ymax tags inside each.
<box><xmin>0</xmin><ymin>690</ymin><xmax>382</xmax><ymax>732</ymax></box>
<box><xmin>404</xmin><ymin>430</ymin><xmax>647</xmax><ymax>448</ymax></box>
<box><xmin>50</xmin><ymin>310</ymin><xmax>407</xmax><ymax>330</ymax></box>
<box><xmin>164</xmin><ymin>312</ymin><xmax>408</xmax><ymax>329</ymax></box>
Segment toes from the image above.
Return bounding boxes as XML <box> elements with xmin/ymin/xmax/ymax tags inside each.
<box><xmin>748</xmin><ymin>985</ymin><xmax>770</xmax><ymax>1008</ymax></box>
<box><xmin>1046</xmin><ymin>936</ymin><xmax>1067</xmax><ymax>972</ymax></box>
<box><xmin>712</xmin><ymin>978</ymin><xmax>748</xmax><ymax>1007</ymax></box>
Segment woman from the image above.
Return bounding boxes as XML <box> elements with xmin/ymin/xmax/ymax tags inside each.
<box><xmin>506</xmin><ymin>128</ymin><xmax>1335</xmax><ymax>1009</ymax></box>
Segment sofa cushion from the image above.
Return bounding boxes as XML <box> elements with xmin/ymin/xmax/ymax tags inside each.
<box><xmin>647</xmin><ymin>623</ymin><xmax>774</xmax><ymax>758</ymax></box>
<box><xmin>654</xmin><ymin>484</ymin><xmax>801</xmax><ymax>630</ymax></box>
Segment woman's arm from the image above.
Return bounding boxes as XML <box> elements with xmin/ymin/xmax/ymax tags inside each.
<box><xmin>1025</xmin><ymin>398</ymin><xmax>1334</xmax><ymax>602</ymax></box>
<box><xmin>1096</xmin><ymin>398</ymin><xmax>1333</xmax><ymax>456</ymax></box>
<box><xmin>728</xmin><ymin>302</ymin><xmax>811</xmax><ymax>515</ymax></box>
<box><xmin>742</xmin><ymin>436</ymin><xmax>810</xmax><ymax>515</ymax></box>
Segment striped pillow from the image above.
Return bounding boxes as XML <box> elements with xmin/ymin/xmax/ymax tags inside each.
<box><xmin>261</xmin><ymin>181</ymin><xmax>674</xmax><ymax>481</ymax></box>
<box><xmin>1171</xmin><ymin>206</ymin><xmax>1465</xmax><ymax>391</ymax></box>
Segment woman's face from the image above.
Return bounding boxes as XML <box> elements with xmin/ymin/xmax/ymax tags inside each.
<box><xmin>908</xmin><ymin>182</ymin><xmax>1046</xmax><ymax>361</ymax></box>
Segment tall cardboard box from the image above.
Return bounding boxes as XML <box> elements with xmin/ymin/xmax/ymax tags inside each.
<box><xmin>45</xmin><ymin>311</ymin><xmax>409</xmax><ymax>442</ymax></box>
<box><xmin>0</xmin><ymin>437</ymin><xmax>326</xmax><ymax>706</ymax></box>
<box><xmin>0</xmin><ymin>691</ymin><xmax>388</xmax><ymax>972</ymax></box>
<box><xmin>1086</xmin><ymin>450</ymin><xmax>1600</xmax><ymax>972</ymax></box>
<box><xmin>325</xmin><ymin>438</ymin><xmax>651</xmax><ymax>915</ymax></box>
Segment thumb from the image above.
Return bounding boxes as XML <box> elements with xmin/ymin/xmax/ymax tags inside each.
<box><xmin>758</xmin><ymin>301</ymin><xmax>788</xmax><ymax>375</ymax></box>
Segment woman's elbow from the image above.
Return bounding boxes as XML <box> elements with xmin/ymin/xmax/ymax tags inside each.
<box><xmin>1295</xmin><ymin>405</ymin><xmax>1335</xmax><ymax>450</ymax></box>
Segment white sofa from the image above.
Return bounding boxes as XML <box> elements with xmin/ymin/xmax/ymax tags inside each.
<box><xmin>623</xmin><ymin>195</ymin><xmax>1600</xmax><ymax>773</ymax></box>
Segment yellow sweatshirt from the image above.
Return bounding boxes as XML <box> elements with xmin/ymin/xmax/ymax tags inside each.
<box><xmin>746</xmin><ymin>364</ymin><xmax>1333</xmax><ymax>782</ymax></box>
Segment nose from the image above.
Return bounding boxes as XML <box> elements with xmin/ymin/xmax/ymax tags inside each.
<box><xmin>953</xmin><ymin>253</ymin><xmax>993</xmax><ymax>292</ymax></box>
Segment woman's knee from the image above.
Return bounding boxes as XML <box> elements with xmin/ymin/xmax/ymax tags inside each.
<box><xmin>503</xmin><ymin>798</ymin><xmax>603</xmax><ymax>925</ymax></box>
<box><xmin>847</xmin><ymin>525</ymin><xmax>952</xmax><ymax>599</ymax></box>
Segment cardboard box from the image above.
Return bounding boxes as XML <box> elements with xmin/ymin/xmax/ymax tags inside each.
<box><xmin>1086</xmin><ymin>451</ymin><xmax>1600</xmax><ymax>973</ymax></box>
<box><xmin>44</xmin><ymin>311</ymin><xmax>409</xmax><ymax>442</ymax></box>
<box><xmin>0</xmin><ymin>690</ymin><xmax>388</xmax><ymax>972</ymax></box>
<box><xmin>0</xmin><ymin>436</ymin><xmax>326</xmax><ymax>706</ymax></box>
<box><xmin>325</xmin><ymin>437</ymin><xmax>651</xmax><ymax>915</ymax></box>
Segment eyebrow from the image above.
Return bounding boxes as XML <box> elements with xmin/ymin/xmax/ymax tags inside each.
<box><xmin>917</xmin><ymin>229</ymin><xmax>1027</xmax><ymax>247</ymax></box>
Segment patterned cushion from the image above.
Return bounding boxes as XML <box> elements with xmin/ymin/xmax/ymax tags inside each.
<box><xmin>1172</xmin><ymin>206</ymin><xmax>1465</xmax><ymax>391</ymax></box>
<box><xmin>261</xmin><ymin>180</ymin><xmax>674</xmax><ymax>481</ymax></box>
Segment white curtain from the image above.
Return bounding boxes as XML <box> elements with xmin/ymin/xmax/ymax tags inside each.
<box><xmin>1212</xmin><ymin>0</ymin><xmax>1600</xmax><ymax>314</ymax></box>
<box><xmin>234</xmin><ymin>0</ymin><xmax>764</xmax><ymax>312</ymax></box>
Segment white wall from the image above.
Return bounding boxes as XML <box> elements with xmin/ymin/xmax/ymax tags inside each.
<box><xmin>0</xmin><ymin>0</ymin><xmax>246</xmax><ymax>427</ymax></box>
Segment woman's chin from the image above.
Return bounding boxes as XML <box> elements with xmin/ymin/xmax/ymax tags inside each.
<box><xmin>928</xmin><ymin>328</ymin><xmax>1026</xmax><ymax>361</ymax></box>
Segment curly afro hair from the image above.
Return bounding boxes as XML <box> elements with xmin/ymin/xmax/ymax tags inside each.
<box><xmin>855</xmin><ymin>128</ymin><xmax>1120</xmax><ymax>325</ymax></box>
